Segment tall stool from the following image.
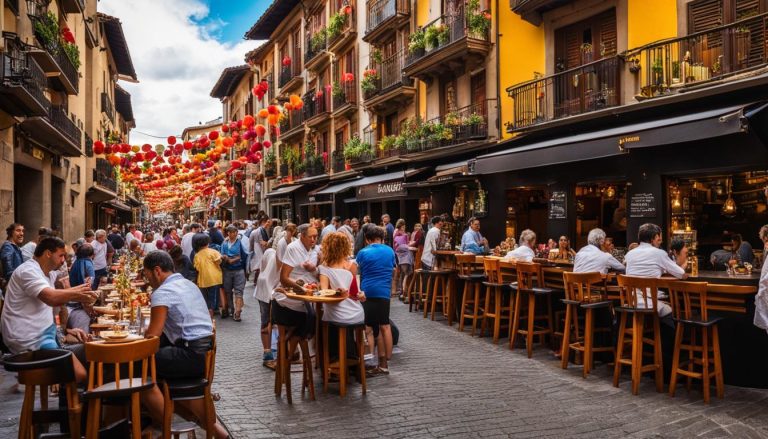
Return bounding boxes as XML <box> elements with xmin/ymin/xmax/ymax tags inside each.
<box><xmin>4</xmin><ymin>349</ymin><xmax>81</xmax><ymax>439</ymax></box>
<box><xmin>274</xmin><ymin>325</ymin><xmax>315</xmax><ymax>404</ymax></box>
<box><xmin>510</xmin><ymin>262</ymin><xmax>554</xmax><ymax>357</ymax></box>
<box><xmin>162</xmin><ymin>339</ymin><xmax>217</xmax><ymax>438</ymax></box>
<box><xmin>84</xmin><ymin>337</ymin><xmax>160</xmax><ymax>439</ymax></box>
<box><xmin>422</xmin><ymin>269</ymin><xmax>450</xmax><ymax>322</ymax></box>
<box><xmin>455</xmin><ymin>255</ymin><xmax>486</xmax><ymax>335</ymax></box>
<box><xmin>667</xmin><ymin>281</ymin><xmax>724</xmax><ymax>404</ymax></box>
<box><xmin>321</xmin><ymin>322</ymin><xmax>367</xmax><ymax>397</ymax></box>
<box><xmin>613</xmin><ymin>275</ymin><xmax>663</xmax><ymax>395</ymax></box>
<box><xmin>561</xmin><ymin>272</ymin><xmax>615</xmax><ymax>377</ymax></box>
<box><xmin>406</xmin><ymin>268</ymin><xmax>424</xmax><ymax>312</ymax></box>
<box><xmin>481</xmin><ymin>258</ymin><xmax>511</xmax><ymax>344</ymax></box>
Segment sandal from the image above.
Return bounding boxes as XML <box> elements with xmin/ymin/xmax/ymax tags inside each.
<box><xmin>366</xmin><ymin>367</ymin><xmax>390</xmax><ymax>377</ymax></box>
<box><xmin>233</xmin><ymin>312</ymin><xmax>242</xmax><ymax>322</ymax></box>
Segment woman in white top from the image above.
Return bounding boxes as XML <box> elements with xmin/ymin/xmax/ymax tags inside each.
<box><xmin>141</xmin><ymin>232</ymin><xmax>158</xmax><ymax>255</ymax></box>
<box><xmin>255</xmin><ymin>248</ymin><xmax>280</xmax><ymax>362</ymax></box>
<box><xmin>276</xmin><ymin>223</ymin><xmax>297</xmax><ymax>265</ymax></box>
<box><xmin>506</xmin><ymin>229</ymin><xmax>536</xmax><ymax>262</ymax></box>
<box><xmin>318</xmin><ymin>232</ymin><xmax>364</xmax><ymax>325</ymax></box>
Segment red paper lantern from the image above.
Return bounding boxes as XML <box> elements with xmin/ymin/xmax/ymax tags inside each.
<box><xmin>263</xmin><ymin>140</ymin><xmax>272</xmax><ymax>148</ymax></box>
<box><xmin>142</xmin><ymin>143</ymin><xmax>152</xmax><ymax>152</ymax></box>
<box><xmin>243</xmin><ymin>115</ymin><xmax>255</xmax><ymax>127</ymax></box>
<box><xmin>221</xmin><ymin>124</ymin><xmax>229</xmax><ymax>133</ymax></box>
<box><xmin>255</xmin><ymin>125</ymin><xmax>266</xmax><ymax>137</ymax></box>
<box><xmin>282</xmin><ymin>55</ymin><xmax>291</xmax><ymax>67</ymax></box>
<box><xmin>93</xmin><ymin>141</ymin><xmax>105</xmax><ymax>155</ymax></box>
<box><xmin>167</xmin><ymin>136</ymin><xmax>177</xmax><ymax>145</ymax></box>
<box><xmin>183</xmin><ymin>141</ymin><xmax>193</xmax><ymax>150</ymax></box>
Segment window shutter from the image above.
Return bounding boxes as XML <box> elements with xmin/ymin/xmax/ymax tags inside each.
<box><xmin>562</xmin><ymin>28</ymin><xmax>582</xmax><ymax>70</ymax></box>
<box><xmin>597</xmin><ymin>10</ymin><xmax>617</xmax><ymax>57</ymax></box>
<box><xmin>688</xmin><ymin>0</ymin><xmax>723</xmax><ymax>33</ymax></box>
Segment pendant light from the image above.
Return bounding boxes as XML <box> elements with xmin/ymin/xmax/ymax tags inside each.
<box><xmin>721</xmin><ymin>178</ymin><xmax>737</xmax><ymax>218</ymax></box>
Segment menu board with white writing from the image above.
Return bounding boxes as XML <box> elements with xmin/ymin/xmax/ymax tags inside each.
<box><xmin>548</xmin><ymin>191</ymin><xmax>567</xmax><ymax>220</ymax></box>
<box><xmin>629</xmin><ymin>193</ymin><xmax>657</xmax><ymax>218</ymax></box>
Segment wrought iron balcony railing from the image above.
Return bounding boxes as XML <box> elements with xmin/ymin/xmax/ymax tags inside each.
<box><xmin>95</xmin><ymin>158</ymin><xmax>117</xmax><ymax>193</ymax></box>
<box><xmin>101</xmin><ymin>92</ymin><xmax>115</xmax><ymax>123</ymax></box>
<box><xmin>333</xmin><ymin>80</ymin><xmax>356</xmax><ymax>110</ymax></box>
<box><xmin>49</xmin><ymin>105</ymin><xmax>82</xmax><ymax>149</ymax></box>
<box><xmin>405</xmin><ymin>5</ymin><xmax>489</xmax><ymax>67</ymax></box>
<box><xmin>0</xmin><ymin>34</ymin><xmax>50</xmax><ymax>115</ymax></box>
<box><xmin>366</xmin><ymin>0</ymin><xmax>409</xmax><ymax>35</ymax></box>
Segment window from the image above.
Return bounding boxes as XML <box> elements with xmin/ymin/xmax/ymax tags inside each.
<box><xmin>70</xmin><ymin>165</ymin><xmax>80</xmax><ymax>184</ymax></box>
<box><xmin>554</xmin><ymin>8</ymin><xmax>616</xmax><ymax>71</ymax></box>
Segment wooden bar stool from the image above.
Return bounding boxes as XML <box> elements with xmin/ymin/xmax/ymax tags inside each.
<box><xmin>406</xmin><ymin>268</ymin><xmax>424</xmax><ymax>312</ymax></box>
<box><xmin>613</xmin><ymin>275</ymin><xmax>664</xmax><ymax>395</ymax></box>
<box><xmin>321</xmin><ymin>322</ymin><xmax>367</xmax><ymax>398</ymax></box>
<box><xmin>509</xmin><ymin>262</ymin><xmax>554</xmax><ymax>357</ymax></box>
<box><xmin>667</xmin><ymin>280</ymin><xmax>724</xmax><ymax>404</ymax></box>
<box><xmin>455</xmin><ymin>255</ymin><xmax>487</xmax><ymax>335</ymax></box>
<box><xmin>480</xmin><ymin>258</ymin><xmax>512</xmax><ymax>344</ymax></box>
<box><xmin>162</xmin><ymin>339</ymin><xmax>217</xmax><ymax>438</ymax></box>
<box><xmin>561</xmin><ymin>272</ymin><xmax>615</xmax><ymax>377</ymax></box>
<box><xmin>422</xmin><ymin>269</ymin><xmax>450</xmax><ymax>322</ymax></box>
<box><xmin>4</xmin><ymin>349</ymin><xmax>81</xmax><ymax>439</ymax></box>
<box><xmin>84</xmin><ymin>336</ymin><xmax>160</xmax><ymax>439</ymax></box>
<box><xmin>274</xmin><ymin>325</ymin><xmax>315</xmax><ymax>404</ymax></box>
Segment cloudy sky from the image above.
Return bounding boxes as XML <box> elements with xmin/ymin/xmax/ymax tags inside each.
<box><xmin>100</xmin><ymin>0</ymin><xmax>268</xmax><ymax>146</ymax></box>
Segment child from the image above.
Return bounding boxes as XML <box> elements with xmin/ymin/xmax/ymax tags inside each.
<box><xmin>192</xmin><ymin>233</ymin><xmax>222</xmax><ymax>317</ymax></box>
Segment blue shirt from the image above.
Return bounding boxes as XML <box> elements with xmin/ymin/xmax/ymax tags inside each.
<box><xmin>356</xmin><ymin>243</ymin><xmax>396</xmax><ymax>299</ymax></box>
<box><xmin>69</xmin><ymin>257</ymin><xmax>96</xmax><ymax>289</ymax></box>
<box><xmin>220</xmin><ymin>238</ymin><xmax>245</xmax><ymax>271</ymax></box>
<box><xmin>460</xmin><ymin>229</ymin><xmax>486</xmax><ymax>254</ymax></box>
<box><xmin>0</xmin><ymin>241</ymin><xmax>23</xmax><ymax>280</ymax></box>
<box><xmin>151</xmin><ymin>273</ymin><xmax>213</xmax><ymax>343</ymax></box>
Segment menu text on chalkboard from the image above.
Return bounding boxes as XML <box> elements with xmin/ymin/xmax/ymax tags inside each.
<box><xmin>549</xmin><ymin>191</ymin><xmax>567</xmax><ymax>220</ymax></box>
<box><xmin>630</xmin><ymin>193</ymin><xmax>657</xmax><ymax>218</ymax></box>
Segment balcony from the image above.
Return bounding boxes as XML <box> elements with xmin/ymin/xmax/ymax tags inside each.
<box><xmin>332</xmin><ymin>150</ymin><xmax>347</xmax><ymax>173</ymax></box>
<box><xmin>506</xmin><ymin>56</ymin><xmax>621</xmax><ymax>131</ymax></box>
<box><xmin>403</xmin><ymin>8</ymin><xmax>491</xmax><ymax>81</ymax></box>
<box><xmin>60</xmin><ymin>0</ymin><xmax>84</xmax><ymax>14</ymax></box>
<box><xmin>95</xmin><ymin>158</ymin><xmax>118</xmax><ymax>194</ymax></box>
<box><xmin>28</xmin><ymin>16</ymin><xmax>79</xmax><ymax>94</ymax></box>
<box><xmin>625</xmin><ymin>12</ymin><xmax>768</xmax><ymax>101</ymax></box>
<box><xmin>363</xmin><ymin>49</ymin><xmax>415</xmax><ymax>112</ymax></box>
<box><xmin>278</xmin><ymin>64</ymin><xmax>303</xmax><ymax>93</ymax></box>
<box><xmin>332</xmin><ymin>79</ymin><xmax>357</xmax><ymax>118</ymax></box>
<box><xmin>305</xmin><ymin>30</ymin><xmax>330</xmax><ymax>71</ymax></box>
<box><xmin>364</xmin><ymin>0</ymin><xmax>409</xmax><ymax>43</ymax></box>
<box><xmin>263</xmin><ymin>72</ymin><xmax>274</xmax><ymax>101</ymax></box>
<box><xmin>101</xmin><ymin>92</ymin><xmax>115</xmax><ymax>123</ymax></box>
<box><xmin>511</xmin><ymin>0</ymin><xmax>572</xmax><ymax>26</ymax></box>
<box><xmin>0</xmin><ymin>34</ymin><xmax>50</xmax><ymax>116</ymax></box>
<box><xmin>279</xmin><ymin>109</ymin><xmax>305</xmax><ymax>141</ymax></box>
<box><xmin>327</xmin><ymin>7</ymin><xmax>356</xmax><ymax>53</ymax></box>
<box><xmin>20</xmin><ymin>105</ymin><xmax>83</xmax><ymax>156</ymax></box>
<box><xmin>396</xmin><ymin>101</ymin><xmax>492</xmax><ymax>155</ymax></box>
<box><xmin>302</xmin><ymin>155</ymin><xmax>330</xmax><ymax>177</ymax></box>
<box><xmin>303</xmin><ymin>90</ymin><xmax>331</xmax><ymax>128</ymax></box>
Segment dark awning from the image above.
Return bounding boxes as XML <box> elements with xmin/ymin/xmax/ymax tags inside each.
<box><xmin>98</xmin><ymin>13</ymin><xmax>137</xmax><ymax>82</ymax></box>
<box><xmin>86</xmin><ymin>185</ymin><xmax>117</xmax><ymax>203</ymax></box>
<box><xmin>475</xmin><ymin>104</ymin><xmax>753</xmax><ymax>175</ymax></box>
<box><xmin>114</xmin><ymin>85</ymin><xmax>134</xmax><ymax>123</ymax></box>
<box><xmin>210</xmin><ymin>65</ymin><xmax>250</xmax><ymax>99</ymax></box>
<box><xmin>244</xmin><ymin>0</ymin><xmax>300</xmax><ymax>40</ymax></box>
<box><xmin>265</xmin><ymin>184</ymin><xmax>303</xmax><ymax>198</ymax></box>
<box><xmin>106</xmin><ymin>199</ymin><xmax>131</xmax><ymax>211</ymax></box>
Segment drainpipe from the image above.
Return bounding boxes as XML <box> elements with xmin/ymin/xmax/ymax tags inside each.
<box><xmin>495</xmin><ymin>0</ymin><xmax>502</xmax><ymax>144</ymax></box>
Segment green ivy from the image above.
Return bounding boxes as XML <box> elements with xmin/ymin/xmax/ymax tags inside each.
<box><xmin>63</xmin><ymin>43</ymin><xmax>80</xmax><ymax>70</ymax></box>
<box><xmin>34</xmin><ymin>12</ymin><xmax>60</xmax><ymax>53</ymax></box>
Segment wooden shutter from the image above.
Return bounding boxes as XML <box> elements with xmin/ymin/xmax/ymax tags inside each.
<box><xmin>597</xmin><ymin>10</ymin><xmax>617</xmax><ymax>57</ymax></box>
<box><xmin>688</xmin><ymin>0</ymin><xmax>723</xmax><ymax>32</ymax></box>
<box><xmin>556</xmin><ymin>27</ymin><xmax>582</xmax><ymax>70</ymax></box>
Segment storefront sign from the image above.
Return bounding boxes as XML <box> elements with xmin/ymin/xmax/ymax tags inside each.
<box><xmin>356</xmin><ymin>180</ymin><xmax>406</xmax><ymax>200</ymax></box>
<box><xmin>629</xmin><ymin>193</ymin><xmax>657</xmax><ymax>218</ymax></box>
<box><xmin>31</xmin><ymin>147</ymin><xmax>44</xmax><ymax>160</ymax></box>
<box><xmin>548</xmin><ymin>191</ymin><xmax>567</xmax><ymax>220</ymax></box>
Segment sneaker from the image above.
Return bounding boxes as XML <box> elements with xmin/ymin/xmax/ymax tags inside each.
<box><xmin>366</xmin><ymin>367</ymin><xmax>390</xmax><ymax>377</ymax></box>
<box><xmin>262</xmin><ymin>351</ymin><xmax>275</xmax><ymax>362</ymax></box>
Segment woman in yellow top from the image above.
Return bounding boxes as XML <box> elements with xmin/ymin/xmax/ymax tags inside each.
<box><xmin>192</xmin><ymin>233</ymin><xmax>223</xmax><ymax>317</ymax></box>
<box><xmin>549</xmin><ymin>235</ymin><xmax>576</xmax><ymax>262</ymax></box>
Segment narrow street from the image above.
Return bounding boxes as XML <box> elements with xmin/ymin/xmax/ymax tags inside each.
<box><xmin>210</xmin><ymin>283</ymin><xmax>768</xmax><ymax>438</ymax></box>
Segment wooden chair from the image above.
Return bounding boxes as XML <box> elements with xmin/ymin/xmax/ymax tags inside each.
<box><xmin>613</xmin><ymin>275</ymin><xmax>663</xmax><ymax>395</ymax></box>
<box><xmin>455</xmin><ymin>255</ymin><xmax>486</xmax><ymax>335</ymax></box>
<box><xmin>561</xmin><ymin>272</ymin><xmax>615</xmax><ymax>377</ymax></box>
<box><xmin>321</xmin><ymin>322</ymin><xmax>366</xmax><ymax>398</ymax></box>
<box><xmin>480</xmin><ymin>258</ymin><xmax>511</xmax><ymax>344</ymax></box>
<box><xmin>4</xmin><ymin>349</ymin><xmax>81</xmax><ymax>439</ymax></box>
<box><xmin>667</xmin><ymin>280</ymin><xmax>724</xmax><ymax>404</ymax></box>
<box><xmin>274</xmin><ymin>325</ymin><xmax>314</xmax><ymax>404</ymax></box>
<box><xmin>422</xmin><ymin>269</ymin><xmax>451</xmax><ymax>322</ymax></box>
<box><xmin>84</xmin><ymin>336</ymin><xmax>160</xmax><ymax>439</ymax></box>
<box><xmin>406</xmin><ymin>268</ymin><xmax>424</xmax><ymax>312</ymax></box>
<box><xmin>161</xmin><ymin>338</ymin><xmax>217</xmax><ymax>438</ymax></box>
<box><xmin>509</xmin><ymin>262</ymin><xmax>554</xmax><ymax>357</ymax></box>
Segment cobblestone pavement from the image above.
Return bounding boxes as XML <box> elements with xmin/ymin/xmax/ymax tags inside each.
<box><xmin>211</xmin><ymin>283</ymin><xmax>768</xmax><ymax>439</ymax></box>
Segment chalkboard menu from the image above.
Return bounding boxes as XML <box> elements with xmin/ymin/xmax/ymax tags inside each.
<box><xmin>629</xmin><ymin>193</ymin><xmax>657</xmax><ymax>218</ymax></box>
<box><xmin>549</xmin><ymin>191</ymin><xmax>567</xmax><ymax>220</ymax></box>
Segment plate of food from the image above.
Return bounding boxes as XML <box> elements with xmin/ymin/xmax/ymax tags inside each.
<box><xmin>316</xmin><ymin>289</ymin><xmax>339</xmax><ymax>297</ymax></box>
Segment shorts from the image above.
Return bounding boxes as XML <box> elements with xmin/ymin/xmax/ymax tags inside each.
<box><xmin>362</xmin><ymin>298</ymin><xmax>390</xmax><ymax>327</ymax></box>
<box><xmin>271</xmin><ymin>300</ymin><xmax>314</xmax><ymax>338</ymax></box>
<box><xmin>155</xmin><ymin>333</ymin><xmax>211</xmax><ymax>380</ymax></box>
<box><xmin>200</xmin><ymin>285</ymin><xmax>221</xmax><ymax>310</ymax></box>
<box><xmin>259</xmin><ymin>300</ymin><xmax>271</xmax><ymax>329</ymax></box>
<box><xmin>38</xmin><ymin>324</ymin><xmax>60</xmax><ymax>350</ymax></box>
<box><xmin>223</xmin><ymin>269</ymin><xmax>246</xmax><ymax>298</ymax></box>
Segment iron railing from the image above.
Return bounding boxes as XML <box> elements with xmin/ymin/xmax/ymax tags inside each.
<box><xmin>84</xmin><ymin>132</ymin><xmax>93</xmax><ymax>156</ymax></box>
<box><xmin>278</xmin><ymin>66</ymin><xmax>292</xmax><ymax>89</ymax></box>
<box><xmin>328</xmin><ymin>7</ymin><xmax>355</xmax><ymax>47</ymax></box>
<box><xmin>306</xmin><ymin>29</ymin><xmax>327</xmax><ymax>64</ymax></box>
<box><xmin>303</xmin><ymin>155</ymin><xmax>329</xmax><ymax>176</ymax></box>
<box><xmin>365</xmin><ymin>49</ymin><xmax>411</xmax><ymax>99</ymax></box>
<box><xmin>405</xmin><ymin>5</ymin><xmax>489</xmax><ymax>67</ymax></box>
<box><xmin>95</xmin><ymin>158</ymin><xmax>117</xmax><ymax>192</ymax></box>
<box><xmin>30</xmin><ymin>15</ymin><xmax>79</xmax><ymax>92</ymax></box>
<box><xmin>625</xmin><ymin>12</ymin><xmax>768</xmax><ymax>99</ymax></box>
<box><xmin>49</xmin><ymin>105</ymin><xmax>82</xmax><ymax>149</ymax></box>
<box><xmin>507</xmin><ymin>56</ymin><xmax>621</xmax><ymax>130</ymax></box>
<box><xmin>101</xmin><ymin>92</ymin><xmax>115</xmax><ymax>123</ymax></box>
<box><xmin>303</xmin><ymin>90</ymin><xmax>331</xmax><ymax>120</ymax></box>
<box><xmin>1</xmin><ymin>35</ymin><xmax>50</xmax><ymax>112</ymax></box>
<box><xmin>400</xmin><ymin>100</ymin><xmax>491</xmax><ymax>154</ymax></box>
<box><xmin>332</xmin><ymin>150</ymin><xmax>346</xmax><ymax>172</ymax></box>
<box><xmin>333</xmin><ymin>80</ymin><xmax>356</xmax><ymax>110</ymax></box>
<box><xmin>263</xmin><ymin>73</ymin><xmax>273</xmax><ymax>101</ymax></box>
<box><xmin>366</xmin><ymin>0</ymin><xmax>409</xmax><ymax>35</ymax></box>
<box><xmin>279</xmin><ymin>108</ymin><xmax>305</xmax><ymax>134</ymax></box>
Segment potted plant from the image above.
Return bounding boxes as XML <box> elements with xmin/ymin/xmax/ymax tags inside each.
<box><xmin>651</xmin><ymin>57</ymin><xmax>664</xmax><ymax>86</ymax></box>
<box><xmin>361</xmin><ymin>68</ymin><xmax>379</xmax><ymax>98</ymax></box>
<box><xmin>379</xmin><ymin>135</ymin><xmax>396</xmax><ymax>153</ymax></box>
<box><xmin>310</xmin><ymin>27</ymin><xmax>327</xmax><ymax>53</ymax></box>
<box><xmin>328</xmin><ymin>10</ymin><xmax>347</xmax><ymax>40</ymax></box>
<box><xmin>408</xmin><ymin>29</ymin><xmax>426</xmax><ymax>56</ymax></box>
<box><xmin>466</xmin><ymin>0</ymin><xmax>491</xmax><ymax>39</ymax></box>
<box><xmin>394</xmin><ymin>134</ymin><xmax>407</xmax><ymax>152</ymax></box>
<box><xmin>425</xmin><ymin>25</ymin><xmax>440</xmax><ymax>50</ymax></box>
<box><xmin>332</xmin><ymin>81</ymin><xmax>345</xmax><ymax>99</ymax></box>
<box><xmin>264</xmin><ymin>151</ymin><xmax>277</xmax><ymax>177</ymax></box>
<box><xmin>580</xmin><ymin>43</ymin><xmax>593</xmax><ymax>64</ymax></box>
<box><xmin>371</xmin><ymin>48</ymin><xmax>383</xmax><ymax>65</ymax></box>
<box><xmin>436</xmin><ymin>24</ymin><xmax>450</xmax><ymax>46</ymax></box>
<box><xmin>671</xmin><ymin>61</ymin><xmax>681</xmax><ymax>84</ymax></box>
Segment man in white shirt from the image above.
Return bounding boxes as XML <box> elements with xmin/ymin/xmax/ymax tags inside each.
<box><xmin>91</xmin><ymin>229</ymin><xmax>114</xmax><ymax>289</ymax></box>
<box><xmin>624</xmin><ymin>223</ymin><xmax>687</xmax><ymax>317</ymax></box>
<box><xmin>250</xmin><ymin>217</ymin><xmax>269</xmax><ymax>282</ymax></box>
<box><xmin>181</xmin><ymin>223</ymin><xmax>201</xmax><ymax>258</ymax></box>
<box><xmin>320</xmin><ymin>216</ymin><xmax>340</xmax><ymax>242</ymax></box>
<box><xmin>20</xmin><ymin>227</ymin><xmax>52</xmax><ymax>262</ymax></box>
<box><xmin>574</xmin><ymin>228</ymin><xmax>626</xmax><ymax>274</ymax></box>
<box><xmin>421</xmin><ymin>216</ymin><xmax>443</xmax><ymax>270</ymax></box>
<box><xmin>1</xmin><ymin>237</ymin><xmax>97</xmax><ymax>382</ymax></box>
<box><xmin>272</xmin><ymin>224</ymin><xmax>319</xmax><ymax>342</ymax></box>
<box><xmin>506</xmin><ymin>229</ymin><xmax>536</xmax><ymax>262</ymax></box>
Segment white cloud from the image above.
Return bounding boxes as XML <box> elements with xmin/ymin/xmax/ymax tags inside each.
<box><xmin>99</xmin><ymin>0</ymin><xmax>262</xmax><ymax>145</ymax></box>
